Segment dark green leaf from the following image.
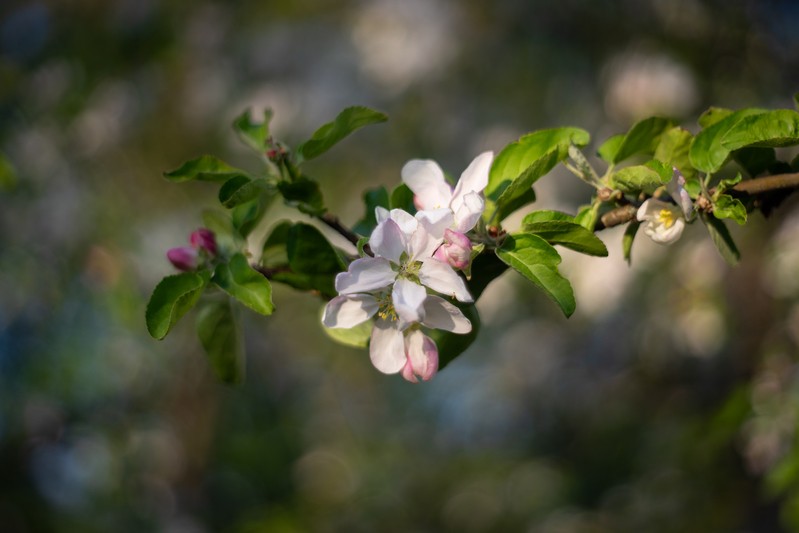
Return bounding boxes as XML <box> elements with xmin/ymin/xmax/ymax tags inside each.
<box><xmin>522</xmin><ymin>215</ymin><xmax>608</xmax><ymax>257</ymax></box>
<box><xmin>795</xmin><ymin>92</ymin><xmax>799</xmax><ymax>111</ymax></box>
<box><xmin>611</xmin><ymin>163</ymin><xmax>670</xmax><ymax>194</ymax></box>
<box><xmin>261</xmin><ymin>221</ymin><xmax>293</xmax><ymax>267</ymax></box>
<box><xmin>486</xmin><ymin>127</ymin><xmax>590</xmax><ymax>203</ymax></box>
<box><xmin>0</xmin><ymin>152</ymin><xmax>17</xmax><ymax>191</ymax></box>
<box><xmin>286</xmin><ymin>223</ymin><xmax>346</xmax><ymax>298</ymax></box>
<box><xmin>218</xmin><ymin>176</ymin><xmax>270</xmax><ymax>208</ymax></box>
<box><xmin>296</xmin><ymin>106</ymin><xmax>388</xmax><ymax>161</ymax></box>
<box><xmin>721</xmin><ymin>109</ymin><xmax>799</xmax><ymax>151</ymax></box>
<box><xmin>611</xmin><ymin>116</ymin><xmax>675</xmax><ymax>164</ymax></box>
<box><xmin>389</xmin><ymin>183</ymin><xmax>415</xmax><ymax>212</ymax></box>
<box><xmin>622</xmin><ymin>221</ymin><xmax>639</xmax><ymax>265</ymax></box>
<box><xmin>698</xmin><ymin>107</ymin><xmax>733</xmax><ymax>128</ymax></box>
<box><xmin>496</xmin><ymin>233</ymin><xmax>575</xmax><ymax>317</ymax></box>
<box><xmin>490</xmin><ymin>150</ymin><xmax>560</xmax><ymax>221</ymax></box>
<box><xmin>428</xmin><ymin>304</ymin><xmax>480</xmax><ymax>370</ymax></box>
<box><xmin>713</xmin><ymin>194</ymin><xmax>747</xmax><ymax>225</ymax></box>
<box><xmin>212</xmin><ymin>253</ymin><xmax>275</xmax><ymax>315</ymax></box>
<box><xmin>232</xmin><ymin>193</ymin><xmax>274</xmax><ymax>238</ymax></box>
<box><xmin>164</xmin><ymin>155</ymin><xmax>250</xmax><ymax>183</ymax></box>
<box><xmin>732</xmin><ymin>147</ymin><xmax>776</xmax><ymax>177</ymax></box>
<box><xmin>701</xmin><ymin>213</ymin><xmax>740</xmax><ymax>265</ymax></box>
<box><xmin>353</xmin><ymin>186</ymin><xmax>390</xmax><ymax>236</ymax></box>
<box><xmin>146</xmin><ymin>270</ymin><xmax>211</xmax><ymax>340</ymax></box>
<box><xmin>654</xmin><ymin>127</ymin><xmax>696</xmax><ymax>179</ymax></box>
<box><xmin>466</xmin><ymin>252</ymin><xmax>509</xmax><ymax>301</ymax></box>
<box><xmin>196</xmin><ymin>300</ymin><xmax>245</xmax><ymax>384</ymax></box>
<box><xmin>689</xmin><ymin>108</ymin><xmax>767</xmax><ymax>173</ymax></box>
<box><xmin>597</xmin><ymin>133</ymin><xmax>624</xmax><ymax>163</ymax></box>
<box><xmin>278</xmin><ymin>176</ymin><xmax>325</xmax><ymax>216</ymax></box>
<box><xmin>492</xmin><ymin>188</ymin><xmax>536</xmax><ymax>222</ymax></box>
<box><xmin>233</xmin><ymin>108</ymin><xmax>273</xmax><ymax>153</ymax></box>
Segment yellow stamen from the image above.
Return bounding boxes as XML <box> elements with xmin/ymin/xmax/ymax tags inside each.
<box><xmin>657</xmin><ymin>209</ymin><xmax>675</xmax><ymax>228</ymax></box>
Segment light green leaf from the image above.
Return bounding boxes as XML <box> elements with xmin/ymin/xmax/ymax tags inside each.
<box><xmin>428</xmin><ymin>304</ymin><xmax>481</xmax><ymax>370</ymax></box>
<box><xmin>233</xmin><ymin>108</ymin><xmax>273</xmax><ymax>153</ymax></box>
<box><xmin>721</xmin><ymin>109</ymin><xmax>799</xmax><ymax>151</ymax></box>
<box><xmin>491</xmin><ymin>150</ymin><xmax>560</xmax><ymax>222</ymax></box>
<box><xmin>196</xmin><ymin>300</ymin><xmax>245</xmax><ymax>384</ymax></box>
<box><xmin>622</xmin><ymin>221</ymin><xmax>639</xmax><ymax>265</ymax></box>
<box><xmin>713</xmin><ymin>194</ymin><xmax>747</xmax><ymax>225</ymax></box>
<box><xmin>522</xmin><ymin>211</ymin><xmax>608</xmax><ymax>256</ymax></box>
<box><xmin>212</xmin><ymin>253</ymin><xmax>275</xmax><ymax>315</ymax></box>
<box><xmin>689</xmin><ymin>108</ymin><xmax>767</xmax><ymax>173</ymax></box>
<box><xmin>611</xmin><ymin>163</ymin><xmax>670</xmax><ymax>194</ymax></box>
<box><xmin>611</xmin><ymin>116</ymin><xmax>675</xmax><ymax>164</ymax></box>
<box><xmin>296</xmin><ymin>106</ymin><xmax>388</xmax><ymax>161</ymax></box>
<box><xmin>655</xmin><ymin>127</ymin><xmax>696</xmax><ymax>179</ymax></box>
<box><xmin>323</xmin><ymin>318</ymin><xmax>372</xmax><ymax>348</ymax></box>
<box><xmin>278</xmin><ymin>176</ymin><xmax>325</xmax><ymax>216</ymax></box>
<box><xmin>353</xmin><ymin>186</ymin><xmax>390</xmax><ymax>236</ymax></box>
<box><xmin>496</xmin><ymin>233</ymin><xmax>575</xmax><ymax>317</ymax></box>
<box><xmin>146</xmin><ymin>270</ymin><xmax>211</xmax><ymax>340</ymax></box>
<box><xmin>574</xmin><ymin>203</ymin><xmax>600</xmax><ymax>231</ymax></box>
<box><xmin>164</xmin><ymin>155</ymin><xmax>250</xmax><ymax>183</ymax></box>
<box><xmin>597</xmin><ymin>133</ymin><xmax>625</xmax><ymax>164</ymax></box>
<box><xmin>698</xmin><ymin>107</ymin><xmax>733</xmax><ymax>128</ymax></box>
<box><xmin>486</xmin><ymin>127</ymin><xmax>590</xmax><ymax>203</ymax></box>
<box><xmin>701</xmin><ymin>213</ymin><xmax>740</xmax><ymax>265</ymax></box>
<box><xmin>218</xmin><ymin>176</ymin><xmax>271</xmax><ymax>208</ymax></box>
<box><xmin>0</xmin><ymin>152</ymin><xmax>17</xmax><ymax>191</ymax></box>
<box><xmin>261</xmin><ymin>221</ymin><xmax>293</xmax><ymax>267</ymax></box>
<box><xmin>202</xmin><ymin>209</ymin><xmax>245</xmax><ymax>253</ymax></box>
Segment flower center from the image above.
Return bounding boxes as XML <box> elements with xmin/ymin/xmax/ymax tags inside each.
<box><xmin>376</xmin><ymin>293</ymin><xmax>399</xmax><ymax>322</ymax></box>
<box><xmin>399</xmin><ymin>260</ymin><xmax>422</xmax><ymax>283</ymax></box>
<box><xmin>657</xmin><ymin>209</ymin><xmax>675</xmax><ymax>228</ymax></box>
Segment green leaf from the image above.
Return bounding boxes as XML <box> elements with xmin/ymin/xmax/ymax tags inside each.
<box><xmin>574</xmin><ymin>203</ymin><xmax>600</xmax><ymax>231</ymax></box>
<box><xmin>654</xmin><ymin>127</ymin><xmax>696</xmax><ymax>179</ymax></box>
<box><xmin>0</xmin><ymin>152</ymin><xmax>17</xmax><ymax>191</ymax></box>
<box><xmin>389</xmin><ymin>183</ymin><xmax>415</xmax><ymax>212</ymax></box>
<box><xmin>732</xmin><ymin>147</ymin><xmax>776</xmax><ymax>177</ymax></box>
<box><xmin>202</xmin><ymin>209</ymin><xmax>245</xmax><ymax>253</ymax></box>
<box><xmin>486</xmin><ymin>127</ymin><xmax>590</xmax><ymax>203</ymax></box>
<box><xmin>196</xmin><ymin>300</ymin><xmax>245</xmax><ymax>384</ymax></box>
<box><xmin>296</xmin><ymin>106</ymin><xmax>388</xmax><ymax>161</ymax></box>
<box><xmin>489</xmin><ymin>149</ymin><xmax>560</xmax><ymax>222</ymax></box>
<box><xmin>701</xmin><ymin>213</ymin><xmax>740</xmax><ymax>265</ymax></box>
<box><xmin>353</xmin><ymin>186</ymin><xmax>390</xmax><ymax>236</ymax></box>
<box><xmin>233</xmin><ymin>108</ymin><xmax>273</xmax><ymax>153</ymax></box>
<box><xmin>698</xmin><ymin>107</ymin><xmax>733</xmax><ymax>128</ymax></box>
<box><xmin>610</xmin><ymin>116</ymin><xmax>675</xmax><ymax>164</ymax></box>
<box><xmin>164</xmin><ymin>155</ymin><xmax>250</xmax><ymax>183</ymax></box>
<box><xmin>496</xmin><ymin>233</ymin><xmax>575</xmax><ymax>317</ymax></box>
<box><xmin>622</xmin><ymin>221</ymin><xmax>639</xmax><ymax>265</ymax></box>
<box><xmin>232</xmin><ymin>193</ymin><xmax>274</xmax><ymax>238</ymax></box>
<box><xmin>428</xmin><ymin>304</ymin><xmax>480</xmax><ymax>370</ymax></box>
<box><xmin>261</xmin><ymin>221</ymin><xmax>293</xmax><ymax>267</ymax></box>
<box><xmin>611</xmin><ymin>163</ymin><xmax>670</xmax><ymax>194</ymax></box>
<box><xmin>146</xmin><ymin>270</ymin><xmax>211</xmax><ymax>340</ymax></box>
<box><xmin>278</xmin><ymin>176</ymin><xmax>325</xmax><ymax>216</ymax></box>
<box><xmin>218</xmin><ymin>176</ymin><xmax>270</xmax><ymax>208</ymax></box>
<box><xmin>597</xmin><ymin>133</ymin><xmax>624</xmax><ymax>164</ymax></box>
<box><xmin>689</xmin><ymin>108</ymin><xmax>767</xmax><ymax>173</ymax></box>
<box><xmin>522</xmin><ymin>211</ymin><xmax>608</xmax><ymax>256</ymax></box>
<box><xmin>712</xmin><ymin>194</ymin><xmax>747</xmax><ymax>225</ymax></box>
<box><xmin>794</xmin><ymin>92</ymin><xmax>799</xmax><ymax>111</ymax></box>
<box><xmin>212</xmin><ymin>253</ymin><xmax>275</xmax><ymax>315</ymax></box>
<box><xmin>721</xmin><ymin>109</ymin><xmax>799</xmax><ymax>151</ymax></box>
<box><xmin>286</xmin><ymin>223</ymin><xmax>346</xmax><ymax>298</ymax></box>
<box><xmin>323</xmin><ymin>317</ymin><xmax>372</xmax><ymax>348</ymax></box>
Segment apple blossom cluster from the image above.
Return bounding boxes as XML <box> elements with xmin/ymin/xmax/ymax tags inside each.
<box><xmin>636</xmin><ymin>168</ymin><xmax>694</xmax><ymax>245</ymax></box>
<box><xmin>322</xmin><ymin>152</ymin><xmax>493</xmax><ymax>382</ymax></box>
<box><xmin>167</xmin><ymin>228</ymin><xmax>218</xmax><ymax>271</ymax></box>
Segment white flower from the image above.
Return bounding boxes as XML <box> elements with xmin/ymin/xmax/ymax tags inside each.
<box><xmin>666</xmin><ymin>167</ymin><xmax>694</xmax><ymax>220</ymax></box>
<box><xmin>637</xmin><ymin>199</ymin><xmax>685</xmax><ymax>244</ymax></box>
<box><xmin>401</xmin><ymin>151</ymin><xmax>493</xmax><ymax>234</ymax></box>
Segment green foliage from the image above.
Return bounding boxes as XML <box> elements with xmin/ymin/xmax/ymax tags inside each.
<box><xmin>701</xmin><ymin>213</ymin><xmax>740</xmax><ymax>266</ymax></box>
<box><xmin>233</xmin><ymin>108</ymin><xmax>273</xmax><ymax>153</ymax></box>
<box><xmin>323</xmin><ymin>318</ymin><xmax>372</xmax><ymax>348</ymax></box>
<box><xmin>277</xmin><ymin>176</ymin><xmax>325</xmax><ymax>216</ymax></box>
<box><xmin>0</xmin><ymin>152</ymin><xmax>17</xmax><ymax>191</ymax></box>
<box><xmin>597</xmin><ymin>133</ymin><xmax>624</xmax><ymax>163</ymax></box>
<box><xmin>232</xmin><ymin>195</ymin><xmax>273</xmax><ymax>238</ymax></box>
<box><xmin>486</xmin><ymin>127</ymin><xmax>589</xmax><ymax>220</ymax></box>
<box><xmin>654</xmin><ymin>127</ymin><xmax>696</xmax><ymax>179</ymax></box>
<box><xmin>196</xmin><ymin>300</ymin><xmax>245</xmax><ymax>384</ymax></box>
<box><xmin>218</xmin><ymin>176</ymin><xmax>271</xmax><ymax>208</ymax></box>
<box><xmin>689</xmin><ymin>108</ymin><xmax>766</xmax><ymax>173</ymax></box>
<box><xmin>390</xmin><ymin>183</ymin><xmax>415</xmax><ymax>212</ymax></box>
<box><xmin>353</xmin><ymin>186</ymin><xmax>390</xmax><ymax>236</ymax></box>
<box><xmin>212</xmin><ymin>253</ymin><xmax>275</xmax><ymax>315</ymax></box>
<box><xmin>721</xmin><ymin>109</ymin><xmax>799</xmax><ymax>151</ymax></box>
<box><xmin>622</xmin><ymin>221</ymin><xmax>639</xmax><ymax>264</ymax></box>
<box><xmin>602</xmin><ymin>116</ymin><xmax>675</xmax><ymax>164</ymax></box>
<box><xmin>496</xmin><ymin>233</ymin><xmax>575</xmax><ymax>317</ymax></box>
<box><xmin>164</xmin><ymin>155</ymin><xmax>251</xmax><ymax>183</ymax></box>
<box><xmin>611</xmin><ymin>162</ymin><xmax>671</xmax><ymax>194</ymax></box>
<box><xmin>146</xmin><ymin>270</ymin><xmax>211</xmax><ymax>340</ymax></box>
<box><xmin>203</xmin><ymin>209</ymin><xmax>246</xmax><ymax>253</ymax></box>
<box><xmin>522</xmin><ymin>210</ymin><xmax>608</xmax><ymax>256</ymax></box>
<box><xmin>698</xmin><ymin>107</ymin><xmax>733</xmax><ymax>128</ymax></box>
<box><xmin>712</xmin><ymin>194</ymin><xmax>747</xmax><ymax>225</ymax></box>
<box><xmin>574</xmin><ymin>203</ymin><xmax>600</xmax><ymax>231</ymax></box>
<box><xmin>428</xmin><ymin>304</ymin><xmax>480</xmax><ymax>370</ymax></box>
<box><xmin>296</xmin><ymin>106</ymin><xmax>388</xmax><ymax>161</ymax></box>
<box><xmin>733</xmin><ymin>147</ymin><xmax>776</xmax><ymax>177</ymax></box>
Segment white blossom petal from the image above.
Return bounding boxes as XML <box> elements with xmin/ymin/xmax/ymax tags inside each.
<box><xmin>392</xmin><ymin>278</ymin><xmax>427</xmax><ymax>325</ymax></box>
<box><xmin>451</xmin><ymin>151</ymin><xmax>492</xmax><ymax>211</ymax></box>
<box><xmin>370</xmin><ymin>318</ymin><xmax>407</xmax><ymax>374</ymax></box>
<box><xmin>401</xmin><ymin>159</ymin><xmax>453</xmax><ymax>210</ymax></box>
<box><xmin>452</xmin><ymin>191</ymin><xmax>485</xmax><ymax>233</ymax></box>
<box><xmin>335</xmin><ymin>257</ymin><xmax>396</xmax><ymax>294</ymax></box>
<box><xmin>385</xmin><ymin>208</ymin><xmax>418</xmax><ymax>234</ymax></box>
<box><xmin>415</xmin><ymin>208</ymin><xmax>454</xmax><ymax>241</ymax></box>
<box><xmin>421</xmin><ymin>295</ymin><xmax>472</xmax><ymax>333</ymax></box>
<box><xmin>375</xmin><ymin>206</ymin><xmax>390</xmax><ymax>223</ymax></box>
<box><xmin>644</xmin><ymin>217</ymin><xmax>685</xmax><ymax>244</ymax></box>
<box><xmin>322</xmin><ymin>294</ymin><xmax>379</xmax><ymax>328</ymax></box>
<box><xmin>406</xmin><ymin>219</ymin><xmax>442</xmax><ymax>260</ymax></box>
<box><xmin>370</xmin><ymin>219</ymin><xmax>406</xmax><ymax>263</ymax></box>
<box><xmin>418</xmin><ymin>258</ymin><xmax>473</xmax><ymax>302</ymax></box>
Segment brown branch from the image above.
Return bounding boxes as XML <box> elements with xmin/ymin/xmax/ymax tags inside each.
<box><xmin>594</xmin><ymin>205</ymin><xmax>637</xmax><ymax>231</ymax></box>
<box><xmin>318</xmin><ymin>212</ymin><xmax>372</xmax><ymax>256</ymax></box>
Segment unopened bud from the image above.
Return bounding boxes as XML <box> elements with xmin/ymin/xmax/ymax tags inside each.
<box><xmin>190</xmin><ymin>228</ymin><xmax>217</xmax><ymax>256</ymax></box>
<box><xmin>402</xmin><ymin>331</ymin><xmax>439</xmax><ymax>383</ymax></box>
<box><xmin>433</xmin><ymin>229</ymin><xmax>472</xmax><ymax>270</ymax></box>
<box><xmin>167</xmin><ymin>247</ymin><xmax>199</xmax><ymax>271</ymax></box>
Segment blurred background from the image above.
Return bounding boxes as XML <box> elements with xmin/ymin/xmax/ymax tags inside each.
<box><xmin>2</xmin><ymin>0</ymin><xmax>799</xmax><ymax>531</ymax></box>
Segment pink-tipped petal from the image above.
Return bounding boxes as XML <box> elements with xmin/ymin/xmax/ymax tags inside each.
<box><xmin>402</xmin><ymin>330</ymin><xmax>439</xmax><ymax>382</ymax></box>
<box><xmin>370</xmin><ymin>319</ymin><xmax>407</xmax><ymax>374</ymax></box>
<box><xmin>418</xmin><ymin>258</ymin><xmax>473</xmax><ymax>303</ymax></box>
<box><xmin>335</xmin><ymin>257</ymin><xmax>396</xmax><ymax>294</ymax></box>
<box><xmin>369</xmin><ymin>220</ymin><xmax>406</xmax><ymax>264</ymax></box>
<box><xmin>421</xmin><ymin>295</ymin><xmax>472</xmax><ymax>333</ymax></box>
<box><xmin>451</xmin><ymin>151</ymin><xmax>492</xmax><ymax>210</ymax></box>
<box><xmin>392</xmin><ymin>278</ymin><xmax>427</xmax><ymax>325</ymax></box>
<box><xmin>322</xmin><ymin>294</ymin><xmax>379</xmax><ymax>328</ymax></box>
<box><xmin>433</xmin><ymin>229</ymin><xmax>472</xmax><ymax>270</ymax></box>
<box><xmin>401</xmin><ymin>159</ymin><xmax>453</xmax><ymax>210</ymax></box>
<box><xmin>167</xmin><ymin>247</ymin><xmax>198</xmax><ymax>271</ymax></box>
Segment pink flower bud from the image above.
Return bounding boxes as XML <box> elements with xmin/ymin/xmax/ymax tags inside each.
<box><xmin>190</xmin><ymin>228</ymin><xmax>217</xmax><ymax>256</ymax></box>
<box><xmin>433</xmin><ymin>229</ymin><xmax>472</xmax><ymax>270</ymax></box>
<box><xmin>401</xmin><ymin>331</ymin><xmax>439</xmax><ymax>383</ymax></box>
<box><xmin>167</xmin><ymin>246</ymin><xmax>199</xmax><ymax>271</ymax></box>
